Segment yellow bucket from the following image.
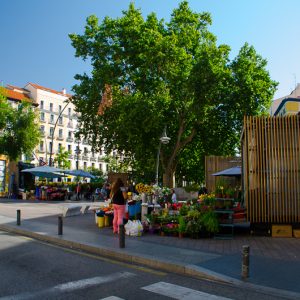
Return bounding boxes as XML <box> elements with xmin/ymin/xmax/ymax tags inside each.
<box><xmin>97</xmin><ymin>216</ymin><xmax>104</xmax><ymax>228</ymax></box>
<box><xmin>104</xmin><ymin>215</ymin><xmax>109</xmax><ymax>227</ymax></box>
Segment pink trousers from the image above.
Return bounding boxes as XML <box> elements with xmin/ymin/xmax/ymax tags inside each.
<box><xmin>113</xmin><ymin>204</ymin><xmax>126</xmax><ymax>233</ymax></box>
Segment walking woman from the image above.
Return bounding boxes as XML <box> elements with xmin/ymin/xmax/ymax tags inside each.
<box><xmin>110</xmin><ymin>178</ymin><xmax>128</xmax><ymax>234</ymax></box>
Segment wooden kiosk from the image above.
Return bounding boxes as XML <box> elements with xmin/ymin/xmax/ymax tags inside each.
<box><xmin>242</xmin><ymin>115</ymin><xmax>300</xmax><ymax>237</ymax></box>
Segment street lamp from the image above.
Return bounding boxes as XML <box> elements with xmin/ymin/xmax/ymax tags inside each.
<box><xmin>75</xmin><ymin>139</ymin><xmax>81</xmax><ymax>170</ymax></box>
<box><xmin>49</xmin><ymin>98</ymin><xmax>71</xmax><ymax>166</ymax></box>
<box><xmin>155</xmin><ymin>126</ymin><xmax>170</xmax><ymax>185</ymax></box>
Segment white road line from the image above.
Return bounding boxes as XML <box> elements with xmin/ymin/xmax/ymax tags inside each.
<box><xmin>99</xmin><ymin>297</ymin><xmax>125</xmax><ymax>300</ymax></box>
<box><xmin>142</xmin><ymin>282</ymin><xmax>233</xmax><ymax>300</ymax></box>
<box><xmin>0</xmin><ymin>272</ymin><xmax>135</xmax><ymax>300</ymax></box>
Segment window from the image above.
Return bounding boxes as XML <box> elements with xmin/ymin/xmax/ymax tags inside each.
<box><xmin>84</xmin><ymin>147</ymin><xmax>88</xmax><ymax>154</ymax></box>
<box><xmin>49</xmin><ymin>127</ymin><xmax>54</xmax><ymax>136</ymax></box>
<box><xmin>49</xmin><ymin>142</ymin><xmax>53</xmax><ymax>153</ymax></box>
<box><xmin>50</xmin><ymin>114</ymin><xmax>54</xmax><ymax>123</ymax></box>
<box><xmin>40</xmin><ymin>125</ymin><xmax>45</xmax><ymax>134</ymax></box>
<box><xmin>68</xmin><ymin>131</ymin><xmax>72</xmax><ymax>138</ymax></box>
<box><xmin>59</xmin><ymin>129</ymin><xmax>63</xmax><ymax>138</ymax></box>
<box><xmin>50</xmin><ymin>103</ymin><xmax>53</xmax><ymax>112</ymax></box>
<box><xmin>58</xmin><ymin>143</ymin><xmax>62</xmax><ymax>152</ymax></box>
<box><xmin>84</xmin><ymin>162</ymin><xmax>87</xmax><ymax>169</ymax></box>
<box><xmin>92</xmin><ymin>163</ymin><xmax>95</xmax><ymax>168</ymax></box>
<box><xmin>40</xmin><ymin>100</ymin><xmax>44</xmax><ymax>109</ymax></box>
<box><xmin>99</xmin><ymin>163</ymin><xmax>102</xmax><ymax>171</ymax></box>
<box><xmin>59</xmin><ymin>105</ymin><xmax>62</xmax><ymax>112</ymax></box>
<box><xmin>106</xmin><ymin>164</ymin><xmax>108</xmax><ymax>171</ymax></box>
<box><xmin>40</xmin><ymin>112</ymin><xmax>45</xmax><ymax>121</ymax></box>
<box><xmin>58</xmin><ymin>116</ymin><xmax>63</xmax><ymax>125</ymax></box>
<box><xmin>68</xmin><ymin>107</ymin><xmax>71</xmax><ymax>116</ymax></box>
<box><xmin>39</xmin><ymin>141</ymin><xmax>44</xmax><ymax>151</ymax></box>
<box><xmin>68</xmin><ymin>145</ymin><xmax>71</xmax><ymax>153</ymax></box>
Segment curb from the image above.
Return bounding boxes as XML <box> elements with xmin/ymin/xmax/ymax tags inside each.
<box><xmin>1</xmin><ymin>224</ymin><xmax>300</xmax><ymax>300</ymax></box>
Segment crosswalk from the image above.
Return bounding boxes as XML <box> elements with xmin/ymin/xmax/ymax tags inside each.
<box><xmin>99</xmin><ymin>280</ymin><xmax>233</xmax><ymax>300</ymax></box>
<box><xmin>0</xmin><ymin>272</ymin><xmax>232</xmax><ymax>300</ymax></box>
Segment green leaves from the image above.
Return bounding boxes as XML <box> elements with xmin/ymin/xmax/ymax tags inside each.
<box><xmin>69</xmin><ymin>2</ymin><xmax>277</xmax><ymax>185</ymax></box>
<box><xmin>0</xmin><ymin>91</ymin><xmax>40</xmax><ymax>161</ymax></box>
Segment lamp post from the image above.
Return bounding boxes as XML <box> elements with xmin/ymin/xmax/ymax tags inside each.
<box><xmin>75</xmin><ymin>139</ymin><xmax>81</xmax><ymax>170</ymax></box>
<box><xmin>49</xmin><ymin>98</ymin><xmax>71</xmax><ymax>166</ymax></box>
<box><xmin>155</xmin><ymin>127</ymin><xmax>170</xmax><ymax>185</ymax></box>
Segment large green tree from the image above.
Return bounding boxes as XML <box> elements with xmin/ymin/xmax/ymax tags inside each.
<box><xmin>0</xmin><ymin>88</ymin><xmax>40</xmax><ymax>161</ymax></box>
<box><xmin>69</xmin><ymin>1</ymin><xmax>277</xmax><ymax>187</ymax></box>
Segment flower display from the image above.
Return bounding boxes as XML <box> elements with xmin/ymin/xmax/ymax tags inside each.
<box><xmin>135</xmin><ymin>183</ymin><xmax>153</xmax><ymax>194</ymax></box>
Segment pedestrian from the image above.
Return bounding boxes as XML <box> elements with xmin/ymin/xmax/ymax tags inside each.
<box><xmin>76</xmin><ymin>182</ymin><xmax>82</xmax><ymax>201</ymax></box>
<box><xmin>100</xmin><ymin>184</ymin><xmax>108</xmax><ymax>200</ymax></box>
<box><xmin>171</xmin><ymin>189</ymin><xmax>177</xmax><ymax>203</ymax></box>
<box><xmin>105</xmin><ymin>183</ymin><xmax>111</xmax><ymax>199</ymax></box>
<box><xmin>110</xmin><ymin>178</ymin><xmax>128</xmax><ymax>234</ymax></box>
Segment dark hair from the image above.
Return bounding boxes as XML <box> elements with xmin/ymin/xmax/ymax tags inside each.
<box><xmin>111</xmin><ymin>178</ymin><xmax>124</xmax><ymax>194</ymax></box>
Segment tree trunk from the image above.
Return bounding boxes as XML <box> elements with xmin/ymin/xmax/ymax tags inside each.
<box><xmin>163</xmin><ymin>167</ymin><xmax>175</xmax><ymax>188</ymax></box>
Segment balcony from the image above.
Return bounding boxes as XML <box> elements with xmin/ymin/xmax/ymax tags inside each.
<box><xmin>98</xmin><ymin>157</ymin><xmax>104</xmax><ymax>162</ymax></box>
<box><xmin>40</xmin><ymin>131</ymin><xmax>45</xmax><ymax>137</ymax></box>
<box><xmin>82</xmin><ymin>154</ymin><xmax>89</xmax><ymax>161</ymax></box>
<box><xmin>48</xmin><ymin>120</ymin><xmax>55</xmax><ymax>125</ymax></box>
<box><xmin>57</xmin><ymin>136</ymin><xmax>64</xmax><ymax>141</ymax></box>
<box><xmin>67</xmin><ymin>122</ymin><xmax>73</xmax><ymax>128</ymax></box>
<box><xmin>37</xmin><ymin>148</ymin><xmax>45</xmax><ymax>153</ymax></box>
<box><xmin>66</xmin><ymin>137</ymin><xmax>74</xmax><ymax>142</ymax></box>
<box><xmin>90</xmin><ymin>157</ymin><xmax>97</xmax><ymax>162</ymax></box>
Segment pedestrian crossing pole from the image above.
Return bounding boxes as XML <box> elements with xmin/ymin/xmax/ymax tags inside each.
<box><xmin>242</xmin><ymin>245</ymin><xmax>250</xmax><ymax>279</ymax></box>
<box><xmin>58</xmin><ymin>215</ymin><xmax>63</xmax><ymax>235</ymax></box>
<box><xmin>119</xmin><ymin>224</ymin><xmax>125</xmax><ymax>248</ymax></box>
<box><xmin>17</xmin><ymin>209</ymin><xmax>21</xmax><ymax>226</ymax></box>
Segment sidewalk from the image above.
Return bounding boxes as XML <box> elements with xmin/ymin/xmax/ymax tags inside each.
<box><xmin>0</xmin><ymin>199</ymin><xmax>300</xmax><ymax>299</ymax></box>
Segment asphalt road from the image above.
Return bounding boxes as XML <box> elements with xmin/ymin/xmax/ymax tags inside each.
<box><xmin>0</xmin><ymin>231</ymin><xmax>287</xmax><ymax>300</ymax></box>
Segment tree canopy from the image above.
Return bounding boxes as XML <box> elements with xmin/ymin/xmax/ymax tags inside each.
<box><xmin>69</xmin><ymin>1</ymin><xmax>277</xmax><ymax>186</ymax></box>
<box><xmin>0</xmin><ymin>88</ymin><xmax>40</xmax><ymax>161</ymax></box>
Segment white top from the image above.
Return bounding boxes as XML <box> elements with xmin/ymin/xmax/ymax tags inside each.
<box><xmin>172</xmin><ymin>193</ymin><xmax>177</xmax><ymax>203</ymax></box>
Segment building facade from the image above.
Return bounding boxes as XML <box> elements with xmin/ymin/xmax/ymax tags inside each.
<box><xmin>7</xmin><ymin>83</ymin><xmax>108</xmax><ymax>173</ymax></box>
<box><xmin>271</xmin><ymin>83</ymin><xmax>300</xmax><ymax>116</ymax></box>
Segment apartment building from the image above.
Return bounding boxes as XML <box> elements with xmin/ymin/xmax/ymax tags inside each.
<box><xmin>271</xmin><ymin>83</ymin><xmax>300</xmax><ymax>116</ymax></box>
<box><xmin>7</xmin><ymin>83</ymin><xmax>108</xmax><ymax>173</ymax></box>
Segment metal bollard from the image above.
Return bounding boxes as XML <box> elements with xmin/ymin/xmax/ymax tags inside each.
<box><xmin>242</xmin><ymin>245</ymin><xmax>250</xmax><ymax>279</ymax></box>
<box><xmin>58</xmin><ymin>215</ymin><xmax>63</xmax><ymax>235</ymax></box>
<box><xmin>119</xmin><ymin>224</ymin><xmax>125</xmax><ymax>248</ymax></box>
<box><xmin>17</xmin><ymin>209</ymin><xmax>21</xmax><ymax>226</ymax></box>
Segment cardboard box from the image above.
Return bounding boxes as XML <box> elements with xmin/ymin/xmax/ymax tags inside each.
<box><xmin>293</xmin><ymin>229</ymin><xmax>300</xmax><ymax>238</ymax></box>
<box><xmin>272</xmin><ymin>225</ymin><xmax>292</xmax><ymax>238</ymax></box>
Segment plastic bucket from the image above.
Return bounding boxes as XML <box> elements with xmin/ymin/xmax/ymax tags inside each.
<box><xmin>97</xmin><ymin>216</ymin><xmax>104</xmax><ymax>228</ymax></box>
<box><xmin>104</xmin><ymin>215</ymin><xmax>109</xmax><ymax>227</ymax></box>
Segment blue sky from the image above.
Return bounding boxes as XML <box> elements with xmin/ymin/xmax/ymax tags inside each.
<box><xmin>1</xmin><ymin>0</ymin><xmax>299</xmax><ymax>100</ymax></box>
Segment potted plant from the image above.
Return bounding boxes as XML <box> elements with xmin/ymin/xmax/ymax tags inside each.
<box><xmin>185</xmin><ymin>209</ymin><xmax>202</xmax><ymax>239</ymax></box>
<box><xmin>178</xmin><ymin>215</ymin><xmax>186</xmax><ymax>238</ymax></box>
<box><xmin>201</xmin><ymin>210</ymin><xmax>219</xmax><ymax>236</ymax></box>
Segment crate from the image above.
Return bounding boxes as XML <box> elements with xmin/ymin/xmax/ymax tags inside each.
<box><xmin>293</xmin><ymin>229</ymin><xmax>300</xmax><ymax>238</ymax></box>
<box><xmin>272</xmin><ymin>225</ymin><xmax>292</xmax><ymax>238</ymax></box>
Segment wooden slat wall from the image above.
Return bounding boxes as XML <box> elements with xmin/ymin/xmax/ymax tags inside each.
<box><xmin>205</xmin><ymin>156</ymin><xmax>241</xmax><ymax>193</ymax></box>
<box><xmin>242</xmin><ymin>115</ymin><xmax>300</xmax><ymax>223</ymax></box>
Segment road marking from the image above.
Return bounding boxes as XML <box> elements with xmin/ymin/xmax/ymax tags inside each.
<box><xmin>142</xmin><ymin>282</ymin><xmax>233</xmax><ymax>300</ymax></box>
<box><xmin>99</xmin><ymin>297</ymin><xmax>125</xmax><ymax>300</ymax></box>
<box><xmin>0</xmin><ymin>272</ymin><xmax>135</xmax><ymax>300</ymax></box>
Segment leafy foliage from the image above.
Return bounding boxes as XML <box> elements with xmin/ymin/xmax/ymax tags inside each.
<box><xmin>0</xmin><ymin>88</ymin><xmax>40</xmax><ymax>161</ymax></box>
<box><xmin>69</xmin><ymin>1</ymin><xmax>277</xmax><ymax>186</ymax></box>
<box><xmin>54</xmin><ymin>146</ymin><xmax>71</xmax><ymax>169</ymax></box>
